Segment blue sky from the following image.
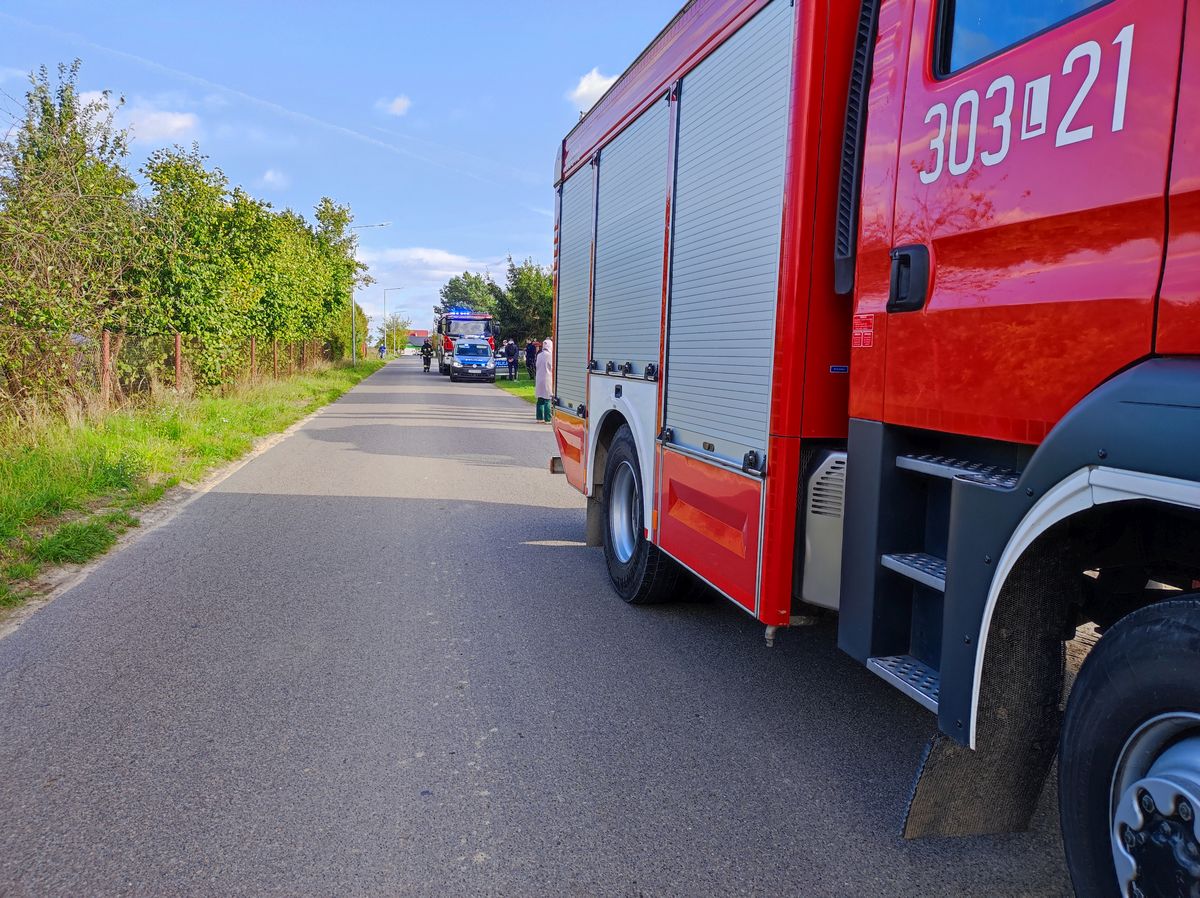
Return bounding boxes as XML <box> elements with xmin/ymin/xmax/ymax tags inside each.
<box><xmin>0</xmin><ymin>0</ymin><xmax>680</xmax><ymax>331</ymax></box>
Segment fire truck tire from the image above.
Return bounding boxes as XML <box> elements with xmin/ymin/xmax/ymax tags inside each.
<box><xmin>602</xmin><ymin>425</ymin><xmax>679</xmax><ymax>604</ymax></box>
<box><xmin>1058</xmin><ymin>596</ymin><xmax>1200</xmax><ymax>898</ymax></box>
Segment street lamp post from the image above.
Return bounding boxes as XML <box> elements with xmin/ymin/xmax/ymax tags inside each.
<box><xmin>382</xmin><ymin>287</ymin><xmax>407</xmax><ymax>357</ymax></box>
<box><xmin>348</xmin><ymin>222</ymin><xmax>391</xmax><ymax>365</ymax></box>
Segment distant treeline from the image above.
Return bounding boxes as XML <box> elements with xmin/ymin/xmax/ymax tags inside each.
<box><xmin>0</xmin><ymin>61</ymin><xmax>371</xmax><ymax>412</ymax></box>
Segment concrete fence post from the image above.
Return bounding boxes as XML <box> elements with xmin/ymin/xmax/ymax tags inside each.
<box><xmin>250</xmin><ymin>336</ymin><xmax>256</xmax><ymax>379</ymax></box>
<box><xmin>273</xmin><ymin>339</ymin><xmax>279</xmax><ymax>379</ymax></box>
<box><xmin>174</xmin><ymin>332</ymin><xmax>182</xmax><ymax>389</ymax></box>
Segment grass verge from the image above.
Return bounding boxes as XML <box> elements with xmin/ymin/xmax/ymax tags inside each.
<box><xmin>493</xmin><ymin>369</ymin><xmax>537</xmax><ymax>404</ymax></box>
<box><xmin>0</xmin><ymin>361</ymin><xmax>384</xmax><ymax>608</ymax></box>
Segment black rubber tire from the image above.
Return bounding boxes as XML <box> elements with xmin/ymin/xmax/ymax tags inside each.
<box><xmin>1059</xmin><ymin>596</ymin><xmax>1200</xmax><ymax>898</ymax></box>
<box><xmin>449</xmin><ymin>373</ymin><xmax>458</xmax><ymax>383</ymax></box>
<box><xmin>601</xmin><ymin>425</ymin><xmax>679</xmax><ymax>604</ymax></box>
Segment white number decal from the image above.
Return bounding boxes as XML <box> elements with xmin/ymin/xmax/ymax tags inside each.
<box><xmin>1056</xmin><ymin>40</ymin><xmax>1101</xmax><ymax>147</ymax></box>
<box><xmin>1112</xmin><ymin>24</ymin><xmax>1134</xmax><ymax>132</ymax></box>
<box><xmin>981</xmin><ymin>75</ymin><xmax>1014</xmax><ymax>167</ymax></box>
<box><xmin>948</xmin><ymin>90</ymin><xmax>980</xmax><ymax>175</ymax></box>
<box><xmin>920</xmin><ymin>102</ymin><xmax>947</xmax><ymax>184</ymax></box>
<box><xmin>918</xmin><ymin>24</ymin><xmax>1135</xmax><ymax>180</ymax></box>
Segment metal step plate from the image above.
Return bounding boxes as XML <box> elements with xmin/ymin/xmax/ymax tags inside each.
<box><xmin>896</xmin><ymin>453</ymin><xmax>1020</xmax><ymax>490</ymax></box>
<box><xmin>867</xmin><ymin>654</ymin><xmax>940</xmax><ymax>713</ymax></box>
<box><xmin>881</xmin><ymin>551</ymin><xmax>947</xmax><ymax>592</ymax></box>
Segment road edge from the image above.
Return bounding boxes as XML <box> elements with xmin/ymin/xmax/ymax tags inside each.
<box><xmin>0</xmin><ymin>364</ymin><xmax>384</xmax><ymax>642</ymax></box>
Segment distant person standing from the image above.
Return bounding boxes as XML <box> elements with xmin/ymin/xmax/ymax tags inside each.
<box><xmin>535</xmin><ymin>338</ymin><xmax>554</xmax><ymax>424</ymax></box>
<box><xmin>525</xmin><ymin>339</ymin><xmax>537</xmax><ymax>380</ymax></box>
<box><xmin>504</xmin><ymin>339</ymin><xmax>518</xmax><ymax>381</ymax></box>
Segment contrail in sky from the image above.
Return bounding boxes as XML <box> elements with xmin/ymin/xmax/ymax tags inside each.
<box><xmin>0</xmin><ymin>11</ymin><xmax>538</xmax><ymax>187</ymax></box>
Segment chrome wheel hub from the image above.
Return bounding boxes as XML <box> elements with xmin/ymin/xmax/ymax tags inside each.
<box><xmin>608</xmin><ymin>460</ymin><xmax>640</xmax><ymax>565</ymax></box>
<box><xmin>1112</xmin><ymin>713</ymin><xmax>1200</xmax><ymax>897</ymax></box>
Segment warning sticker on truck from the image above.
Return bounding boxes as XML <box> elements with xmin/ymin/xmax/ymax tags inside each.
<box><xmin>852</xmin><ymin>314</ymin><xmax>875</xmax><ymax>349</ymax></box>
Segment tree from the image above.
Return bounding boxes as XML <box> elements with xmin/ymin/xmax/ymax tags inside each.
<box><xmin>0</xmin><ymin>59</ymin><xmax>374</xmax><ymax>407</ymax></box>
<box><xmin>314</xmin><ymin>197</ymin><xmax>373</xmax><ymax>360</ymax></box>
<box><xmin>436</xmin><ymin>271</ymin><xmax>499</xmax><ymax>316</ymax></box>
<box><xmin>139</xmin><ymin>148</ymin><xmax>272</xmax><ymax>384</ymax></box>
<box><xmin>375</xmin><ymin>314</ymin><xmax>411</xmax><ymax>354</ymax></box>
<box><xmin>497</xmin><ymin>256</ymin><xmax>553</xmax><ymax>344</ymax></box>
<box><xmin>0</xmin><ymin>61</ymin><xmax>146</xmax><ymax>403</ymax></box>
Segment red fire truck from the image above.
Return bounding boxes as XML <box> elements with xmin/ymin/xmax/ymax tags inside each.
<box><xmin>549</xmin><ymin>0</ymin><xmax>1200</xmax><ymax>893</ymax></box>
<box><xmin>431</xmin><ymin>310</ymin><xmax>497</xmax><ymax>375</ymax></box>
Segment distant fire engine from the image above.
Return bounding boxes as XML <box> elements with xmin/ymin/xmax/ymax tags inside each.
<box><xmin>431</xmin><ymin>309</ymin><xmax>496</xmax><ymax>375</ymax></box>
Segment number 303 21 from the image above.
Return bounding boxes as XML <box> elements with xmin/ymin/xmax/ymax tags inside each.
<box><xmin>919</xmin><ymin>24</ymin><xmax>1134</xmax><ymax>185</ymax></box>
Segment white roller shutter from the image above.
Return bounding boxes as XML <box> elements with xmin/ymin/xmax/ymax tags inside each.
<box><xmin>664</xmin><ymin>0</ymin><xmax>794</xmax><ymax>465</ymax></box>
<box><xmin>591</xmin><ymin>97</ymin><xmax>670</xmax><ymax>377</ymax></box>
<box><xmin>555</xmin><ymin>165</ymin><xmax>594</xmax><ymax>411</ymax></box>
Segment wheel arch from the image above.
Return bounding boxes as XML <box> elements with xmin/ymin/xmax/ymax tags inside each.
<box><xmin>969</xmin><ymin>469</ymin><xmax>1200</xmax><ymax>748</ymax></box>
<box><xmin>590</xmin><ymin>409</ymin><xmax>629</xmax><ymax>493</ymax></box>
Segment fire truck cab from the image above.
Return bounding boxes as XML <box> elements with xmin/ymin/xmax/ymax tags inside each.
<box><xmin>432</xmin><ymin>310</ymin><xmax>497</xmax><ymax>375</ymax></box>
<box><xmin>550</xmin><ymin>0</ymin><xmax>1200</xmax><ymax>893</ymax></box>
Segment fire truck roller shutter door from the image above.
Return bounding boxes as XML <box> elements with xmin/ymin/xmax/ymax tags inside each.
<box><xmin>664</xmin><ymin>0</ymin><xmax>794</xmax><ymax>465</ymax></box>
<box><xmin>556</xmin><ymin>165</ymin><xmax>593</xmax><ymax>412</ymax></box>
<box><xmin>591</xmin><ymin>96</ymin><xmax>671</xmax><ymax>378</ymax></box>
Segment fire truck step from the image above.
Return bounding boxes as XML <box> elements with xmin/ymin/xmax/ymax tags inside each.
<box><xmin>896</xmin><ymin>453</ymin><xmax>1020</xmax><ymax>489</ymax></box>
<box><xmin>866</xmin><ymin>654</ymin><xmax>940</xmax><ymax>713</ymax></box>
<box><xmin>881</xmin><ymin>552</ymin><xmax>947</xmax><ymax>592</ymax></box>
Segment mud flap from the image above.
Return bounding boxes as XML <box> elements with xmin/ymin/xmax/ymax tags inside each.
<box><xmin>904</xmin><ymin>546</ymin><xmax>1069</xmax><ymax>837</ymax></box>
<box><xmin>586</xmin><ymin>494</ymin><xmax>604</xmax><ymax>548</ymax></box>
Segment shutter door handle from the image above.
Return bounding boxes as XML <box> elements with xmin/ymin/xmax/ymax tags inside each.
<box><xmin>886</xmin><ymin>245</ymin><xmax>931</xmax><ymax>313</ymax></box>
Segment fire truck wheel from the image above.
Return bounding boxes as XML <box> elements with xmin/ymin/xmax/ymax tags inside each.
<box><xmin>1058</xmin><ymin>596</ymin><xmax>1200</xmax><ymax>898</ymax></box>
<box><xmin>602</xmin><ymin>425</ymin><xmax>679</xmax><ymax>604</ymax></box>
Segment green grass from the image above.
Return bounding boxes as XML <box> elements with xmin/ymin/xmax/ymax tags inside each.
<box><xmin>0</xmin><ymin>361</ymin><xmax>384</xmax><ymax>608</ymax></box>
<box><xmin>493</xmin><ymin>369</ymin><xmax>537</xmax><ymax>404</ymax></box>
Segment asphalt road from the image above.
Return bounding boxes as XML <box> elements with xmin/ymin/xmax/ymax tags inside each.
<box><xmin>0</xmin><ymin>358</ymin><xmax>1072</xmax><ymax>896</ymax></box>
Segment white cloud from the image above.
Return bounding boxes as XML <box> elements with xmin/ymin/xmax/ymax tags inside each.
<box><xmin>354</xmin><ymin>245</ymin><xmax>508</xmax><ymax>323</ymax></box>
<box><xmin>78</xmin><ymin>89</ymin><xmax>198</xmax><ymax>143</ymax></box>
<box><xmin>256</xmin><ymin>168</ymin><xmax>290</xmax><ymax>190</ymax></box>
<box><xmin>568</xmin><ymin>68</ymin><xmax>617</xmax><ymax>111</ymax></box>
<box><xmin>0</xmin><ymin>66</ymin><xmax>27</xmax><ymax>84</ymax></box>
<box><xmin>127</xmin><ymin>107</ymin><xmax>198</xmax><ymax>141</ymax></box>
<box><xmin>376</xmin><ymin>94</ymin><xmax>412</xmax><ymax>116</ymax></box>
<box><xmin>357</xmin><ymin>246</ymin><xmax>502</xmax><ymax>283</ymax></box>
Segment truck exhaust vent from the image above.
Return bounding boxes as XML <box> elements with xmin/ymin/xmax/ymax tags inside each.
<box><xmin>808</xmin><ymin>456</ymin><xmax>846</xmax><ymax>518</ymax></box>
<box><xmin>833</xmin><ymin>0</ymin><xmax>881</xmax><ymax>296</ymax></box>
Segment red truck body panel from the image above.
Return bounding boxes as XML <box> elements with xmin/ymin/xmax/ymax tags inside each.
<box><xmin>555</xmin><ymin>413</ymin><xmax>587</xmax><ymax>492</ymax></box>
<box><xmin>874</xmin><ymin>0</ymin><xmax>1183</xmax><ymax>444</ymax></box>
<box><xmin>759</xmin><ymin>0</ymin><xmax>858</xmax><ymax>625</ymax></box>
<box><xmin>848</xmin><ymin>0</ymin><xmax>914</xmax><ymax>423</ymax></box>
<box><xmin>657</xmin><ymin>449</ymin><xmax>762</xmax><ymax>611</ymax></box>
<box><xmin>1159</xmin><ymin>3</ymin><xmax>1200</xmax><ymax>355</ymax></box>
